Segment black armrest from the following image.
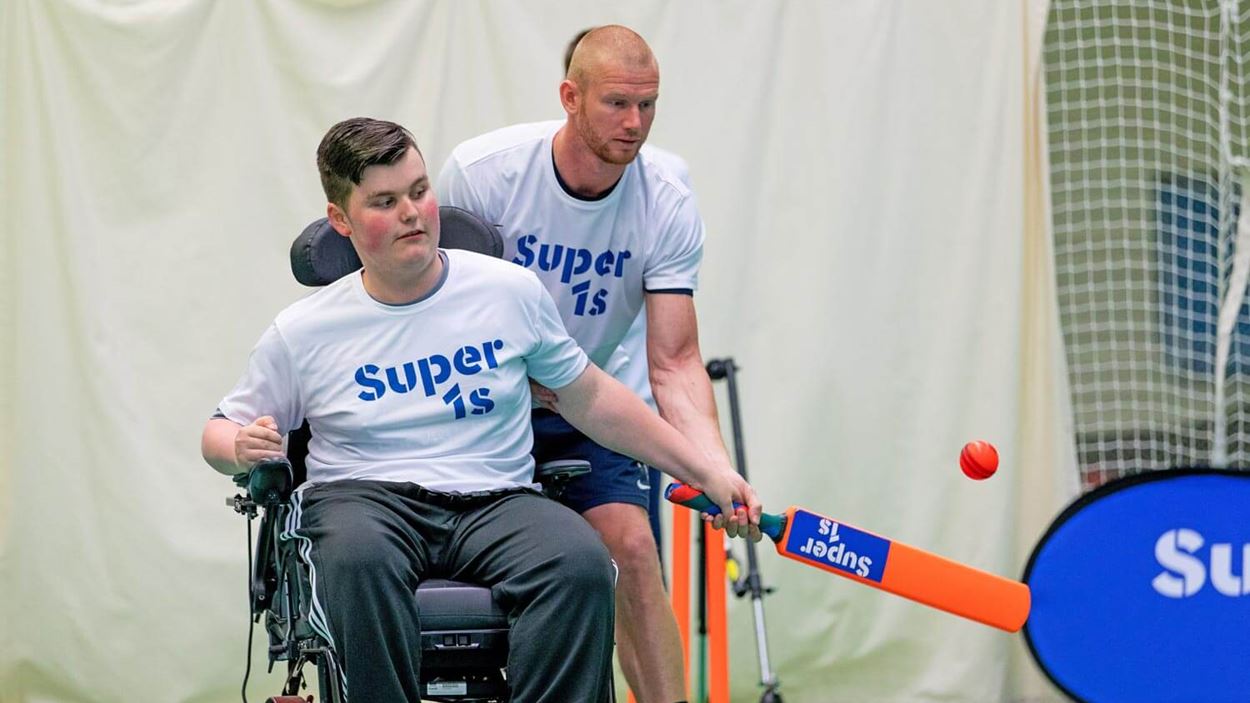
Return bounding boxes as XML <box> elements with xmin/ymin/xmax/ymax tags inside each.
<box><xmin>536</xmin><ymin>459</ymin><xmax>591</xmax><ymax>482</ymax></box>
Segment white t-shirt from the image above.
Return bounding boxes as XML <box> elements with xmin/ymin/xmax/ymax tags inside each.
<box><xmin>601</xmin><ymin>144</ymin><xmax>693</xmax><ymax>409</ymax></box>
<box><xmin>215</xmin><ymin>249</ymin><xmax>589</xmax><ymax>492</ymax></box>
<box><xmin>438</xmin><ymin>120</ymin><xmax>705</xmax><ymax>372</ymax></box>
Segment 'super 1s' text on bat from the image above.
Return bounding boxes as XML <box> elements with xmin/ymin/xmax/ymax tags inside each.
<box><xmin>666</xmin><ymin>482</ymin><xmax>1031</xmax><ymax>632</ymax></box>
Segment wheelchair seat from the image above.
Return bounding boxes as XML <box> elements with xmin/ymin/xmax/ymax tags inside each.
<box><xmin>227</xmin><ymin>206</ymin><xmax>602</xmax><ymax>703</ymax></box>
<box><xmin>416</xmin><ymin>580</ymin><xmax>510</xmax><ymax>699</ymax></box>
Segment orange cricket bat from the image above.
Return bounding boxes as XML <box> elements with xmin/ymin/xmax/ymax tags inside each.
<box><xmin>666</xmin><ymin>482</ymin><xmax>1030</xmax><ymax>632</ymax></box>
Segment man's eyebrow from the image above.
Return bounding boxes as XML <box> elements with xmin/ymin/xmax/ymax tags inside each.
<box><xmin>603</xmin><ymin>91</ymin><xmax>659</xmax><ymax>102</ymax></box>
<box><xmin>365</xmin><ymin>176</ymin><xmax>429</xmax><ymax>199</ymax></box>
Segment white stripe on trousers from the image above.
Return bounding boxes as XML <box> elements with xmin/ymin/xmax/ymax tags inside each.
<box><xmin>281</xmin><ymin>488</ymin><xmax>349</xmax><ymax>698</ymax></box>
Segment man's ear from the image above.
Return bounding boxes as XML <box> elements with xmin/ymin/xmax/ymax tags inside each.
<box><xmin>327</xmin><ymin>202</ymin><xmax>352</xmax><ymax>238</ymax></box>
<box><xmin>559</xmin><ymin>79</ymin><xmax>580</xmax><ymax>116</ymax></box>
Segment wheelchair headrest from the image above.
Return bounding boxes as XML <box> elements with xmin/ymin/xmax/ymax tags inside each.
<box><xmin>290</xmin><ymin>205</ymin><xmax>504</xmax><ymax>286</ymax></box>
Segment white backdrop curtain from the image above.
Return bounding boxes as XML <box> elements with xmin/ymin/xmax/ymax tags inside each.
<box><xmin>0</xmin><ymin>1</ymin><xmax>1077</xmax><ymax>701</ymax></box>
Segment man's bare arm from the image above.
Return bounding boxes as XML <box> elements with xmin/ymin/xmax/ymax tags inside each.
<box><xmin>555</xmin><ymin>363</ymin><xmax>760</xmax><ymax>540</ymax></box>
<box><xmin>645</xmin><ymin>293</ymin><xmax>732</xmax><ymax>467</ymax></box>
<box><xmin>201</xmin><ymin>416</ymin><xmax>284</xmax><ymax>476</ymax></box>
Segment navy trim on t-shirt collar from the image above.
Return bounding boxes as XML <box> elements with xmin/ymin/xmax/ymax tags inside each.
<box><xmin>374</xmin><ymin>250</ymin><xmax>450</xmax><ymax>307</ymax></box>
<box><xmin>551</xmin><ymin>148</ymin><xmax>620</xmax><ymax>202</ymax></box>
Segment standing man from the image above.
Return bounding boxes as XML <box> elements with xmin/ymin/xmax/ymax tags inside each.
<box><xmin>439</xmin><ymin>25</ymin><xmax>751</xmax><ymax>703</ymax></box>
<box><xmin>565</xmin><ymin>27</ymin><xmax>695</xmax><ymax>569</ymax></box>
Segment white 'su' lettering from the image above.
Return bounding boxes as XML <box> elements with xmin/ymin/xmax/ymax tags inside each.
<box><xmin>1153</xmin><ymin>528</ymin><xmax>1250</xmax><ymax>598</ymax></box>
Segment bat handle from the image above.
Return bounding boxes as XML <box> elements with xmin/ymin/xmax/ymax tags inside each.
<box><xmin>664</xmin><ymin>482</ymin><xmax>786</xmax><ymax>542</ymax></box>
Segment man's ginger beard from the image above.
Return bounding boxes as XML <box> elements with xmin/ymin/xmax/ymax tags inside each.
<box><xmin>573</xmin><ymin>95</ymin><xmax>641</xmax><ymax>166</ymax></box>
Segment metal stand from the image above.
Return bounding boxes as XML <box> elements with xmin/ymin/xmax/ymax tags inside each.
<box><xmin>706</xmin><ymin>358</ymin><xmax>783</xmax><ymax>703</ymax></box>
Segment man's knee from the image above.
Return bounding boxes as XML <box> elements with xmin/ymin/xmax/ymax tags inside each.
<box><xmin>598</xmin><ymin>521</ymin><xmax>662</xmax><ymax>573</ymax></box>
<box><xmin>553</xmin><ymin>521</ymin><xmax>616</xmax><ymax>595</ymax></box>
<box><xmin>509</xmin><ymin>495</ymin><xmax>616</xmax><ymax>599</ymax></box>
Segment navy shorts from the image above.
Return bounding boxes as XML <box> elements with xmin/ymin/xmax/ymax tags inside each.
<box><xmin>531</xmin><ymin>408</ymin><xmax>652</xmax><ymax>514</ymax></box>
<box><xmin>532</xmin><ymin>409</ymin><xmax>667</xmax><ymax>576</ymax></box>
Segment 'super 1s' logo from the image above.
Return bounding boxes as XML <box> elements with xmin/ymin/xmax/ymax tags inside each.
<box><xmin>1152</xmin><ymin>528</ymin><xmax>1250</xmax><ymax>598</ymax></box>
<box><xmin>796</xmin><ymin>518</ymin><xmax>876</xmax><ymax>578</ymax></box>
<box><xmin>353</xmin><ymin>339</ymin><xmax>503</xmax><ymax>420</ymax></box>
<box><xmin>512</xmin><ymin>234</ymin><xmax>632</xmax><ymax>317</ymax></box>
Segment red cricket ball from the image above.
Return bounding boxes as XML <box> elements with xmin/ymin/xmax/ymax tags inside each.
<box><xmin>960</xmin><ymin>440</ymin><xmax>999</xmax><ymax>480</ymax></box>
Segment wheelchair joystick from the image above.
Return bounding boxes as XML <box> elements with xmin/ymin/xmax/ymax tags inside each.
<box><xmin>248</xmin><ymin>457</ymin><xmax>294</xmax><ymax>506</ymax></box>
<box><xmin>228</xmin><ymin>458</ymin><xmax>294</xmax><ymax>516</ymax></box>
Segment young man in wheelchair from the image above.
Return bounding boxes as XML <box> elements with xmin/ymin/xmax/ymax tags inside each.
<box><xmin>201</xmin><ymin>117</ymin><xmax>760</xmax><ymax>703</ymax></box>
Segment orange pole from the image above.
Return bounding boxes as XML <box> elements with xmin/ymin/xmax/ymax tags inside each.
<box><xmin>671</xmin><ymin>500</ymin><xmax>692</xmax><ymax>691</ymax></box>
<box><xmin>704</xmin><ymin>522</ymin><xmax>730</xmax><ymax>703</ymax></box>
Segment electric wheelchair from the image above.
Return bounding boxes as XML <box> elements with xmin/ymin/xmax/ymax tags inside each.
<box><xmin>225</xmin><ymin>206</ymin><xmax>607</xmax><ymax>702</ymax></box>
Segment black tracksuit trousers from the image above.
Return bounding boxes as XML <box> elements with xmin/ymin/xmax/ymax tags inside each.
<box><xmin>287</xmin><ymin>480</ymin><xmax>615</xmax><ymax>702</ymax></box>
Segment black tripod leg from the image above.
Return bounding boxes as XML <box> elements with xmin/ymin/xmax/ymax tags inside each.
<box><xmin>707</xmin><ymin>357</ymin><xmax>782</xmax><ymax>699</ymax></box>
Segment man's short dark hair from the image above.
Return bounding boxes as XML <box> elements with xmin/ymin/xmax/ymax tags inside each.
<box><xmin>564</xmin><ymin>28</ymin><xmax>593</xmax><ymax>75</ymax></box>
<box><xmin>317</xmin><ymin>117</ymin><xmax>419</xmax><ymax>209</ymax></box>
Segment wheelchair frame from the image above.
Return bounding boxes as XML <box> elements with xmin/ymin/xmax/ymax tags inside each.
<box><xmin>228</xmin><ymin>456</ymin><xmax>597</xmax><ymax>703</ymax></box>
